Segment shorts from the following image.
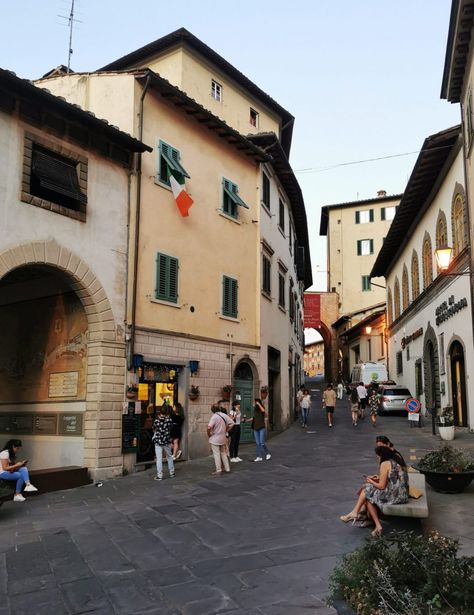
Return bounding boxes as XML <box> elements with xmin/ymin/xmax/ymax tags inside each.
<box><xmin>326</xmin><ymin>406</ymin><xmax>335</xmax><ymax>414</ymax></box>
<box><xmin>359</xmin><ymin>398</ymin><xmax>367</xmax><ymax>410</ymax></box>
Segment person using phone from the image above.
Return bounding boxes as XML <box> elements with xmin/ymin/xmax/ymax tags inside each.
<box><xmin>0</xmin><ymin>439</ymin><xmax>38</xmax><ymax>502</ymax></box>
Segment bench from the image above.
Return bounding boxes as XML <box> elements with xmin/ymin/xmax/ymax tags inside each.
<box><xmin>0</xmin><ymin>466</ymin><xmax>91</xmax><ymax>505</ymax></box>
<box><xmin>381</xmin><ymin>471</ymin><xmax>428</xmax><ymax>518</ymax></box>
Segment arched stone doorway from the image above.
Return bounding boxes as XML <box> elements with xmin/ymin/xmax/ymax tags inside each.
<box><xmin>0</xmin><ymin>240</ymin><xmax>123</xmax><ymax>480</ymax></box>
<box><xmin>449</xmin><ymin>340</ymin><xmax>467</xmax><ymax>426</ymax></box>
<box><xmin>423</xmin><ymin>324</ymin><xmax>440</xmax><ymax>414</ymax></box>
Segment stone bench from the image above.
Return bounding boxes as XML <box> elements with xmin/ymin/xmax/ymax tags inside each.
<box><xmin>381</xmin><ymin>471</ymin><xmax>428</xmax><ymax>518</ymax></box>
<box><xmin>0</xmin><ymin>466</ymin><xmax>91</xmax><ymax>504</ymax></box>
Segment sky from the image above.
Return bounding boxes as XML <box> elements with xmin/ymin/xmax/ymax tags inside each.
<box><xmin>0</xmin><ymin>1</ymin><xmax>461</xmax><ymax>341</ymax></box>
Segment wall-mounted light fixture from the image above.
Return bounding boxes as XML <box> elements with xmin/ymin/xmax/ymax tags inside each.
<box><xmin>132</xmin><ymin>354</ymin><xmax>144</xmax><ymax>370</ymax></box>
<box><xmin>435</xmin><ymin>247</ymin><xmax>453</xmax><ymax>271</ymax></box>
<box><xmin>189</xmin><ymin>360</ymin><xmax>200</xmax><ymax>376</ymax></box>
<box><xmin>365</xmin><ymin>326</ymin><xmax>372</xmax><ymax>335</ymax></box>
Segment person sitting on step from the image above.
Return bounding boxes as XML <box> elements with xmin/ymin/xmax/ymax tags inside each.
<box><xmin>0</xmin><ymin>439</ymin><xmax>38</xmax><ymax>502</ymax></box>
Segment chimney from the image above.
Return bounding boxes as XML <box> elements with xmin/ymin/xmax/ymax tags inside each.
<box><xmin>377</xmin><ymin>190</ymin><xmax>387</xmax><ymax>197</ymax></box>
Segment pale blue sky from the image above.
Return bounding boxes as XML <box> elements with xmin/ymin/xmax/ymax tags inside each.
<box><xmin>1</xmin><ymin>0</ymin><xmax>460</xmax><ymax>297</ymax></box>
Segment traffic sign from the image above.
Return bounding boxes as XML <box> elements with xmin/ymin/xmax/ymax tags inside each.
<box><xmin>405</xmin><ymin>397</ymin><xmax>421</xmax><ymax>413</ymax></box>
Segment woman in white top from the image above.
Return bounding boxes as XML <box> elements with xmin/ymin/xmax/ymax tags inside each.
<box><xmin>300</xmin><ymin>389</ymin><xmax>311</xmax><ymax>428</ymax></box>
<box><xmin>0</xmin><ymin>439</ymin><xmax>38</xmax><ymax>502</ymax></box>
<box><xmin>229</xmin><ymin>401</ymin><xmax>243</xmax><ymax>462</ymax></box>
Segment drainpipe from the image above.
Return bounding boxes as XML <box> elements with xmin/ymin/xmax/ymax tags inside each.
<box><xmin>129</xmin><ymin>74</ymin><xmax>151</xmax><ymax>369</ymax></box>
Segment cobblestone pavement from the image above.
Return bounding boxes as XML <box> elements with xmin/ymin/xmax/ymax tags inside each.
<box><xmin>0</xmin><ymin>385</ymin><xmax>472</xmax><ymax>614</ymax></box>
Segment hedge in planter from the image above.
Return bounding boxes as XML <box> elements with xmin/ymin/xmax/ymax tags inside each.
<box><xmin>328</xmin><ymin>530</ymin><xmax>474</xmax><ymax>615</ymax></box>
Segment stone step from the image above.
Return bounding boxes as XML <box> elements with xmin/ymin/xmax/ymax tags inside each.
<box><xmin>0</xmin><ymin>466</ymin><xmax>91</xmax><ymax>502</ymax></box>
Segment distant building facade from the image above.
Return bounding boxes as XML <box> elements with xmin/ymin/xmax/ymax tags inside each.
<box><xmin>304</xmin><ymin>341</ymin><xmax>325</xmax><ymax>377</ymax></box>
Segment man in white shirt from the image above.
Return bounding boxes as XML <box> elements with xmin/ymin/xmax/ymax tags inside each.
<box><xmin>207</xmin><ymin>404</ymin><xmax>234</xmax><ymax>475</ymax></box>
<box><xmin>356</xmin><ymin>382</ymin><xmax>367</xmax><ymax>420</ymax></box>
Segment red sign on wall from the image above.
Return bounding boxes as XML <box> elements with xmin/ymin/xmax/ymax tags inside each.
<box><xmin>304</xmin><ymin>293</ymin><xmax>321</xmax><ymax>329</ymax></box>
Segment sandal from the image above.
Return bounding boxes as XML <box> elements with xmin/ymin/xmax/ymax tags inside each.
<box><xmin>371</xmin><ymin>527</ymin><xmax>383</xmax><ymax>537</ymax></box>
<box><xmin>340</xmin><ymin>513</ymin><xmax>357</xmax><ymax>524</ymax></box>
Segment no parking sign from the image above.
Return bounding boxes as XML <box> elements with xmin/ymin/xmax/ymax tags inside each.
<box><xmin>405</xmin><ymin>397</ymin><xmax>421</xmax><ymax>422</ymax></box>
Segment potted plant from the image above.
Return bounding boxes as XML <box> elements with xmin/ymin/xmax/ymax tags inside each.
<box><xmin>221</xmin><ymin>385</ymin><xmax>232</xmax><ymax>400</ymax></box>
<box><xmin>438</xmin><ymin>406</ymin><xmax>455</xmax><ymax>441</ymax></box>
<box><xmin>188</xmin><ymin>385</ymin><xmax>200</xmax><ymax>401</ymax></box>
<box><xmin>260</xmin><ymin>385</ymin><xmax>269</xmax><ymax>400</ymax></box>
<box><xmin>415</xmin><ymin>444</ymin><xmax>474</xmax><ymax>493</ymax></box>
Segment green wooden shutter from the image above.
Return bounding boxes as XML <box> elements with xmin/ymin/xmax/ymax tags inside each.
<box><xmin>369</xmin><ymin>209</ymin><xmax>374</xmax><ymax>222</ymax></box>
<box><xmin>370</xmin><ymin>239</ymin><xmax>374</xmax><ymax>254</ymax></box>
<box><xmin>381</xmin><ymin>207</ymin><xmax>386</xmax><ymax>220</ymax></box>
<box><xmin>357</xmin><ymin>240</ymin><xmax>362</xmax><ymax>255</ymax></box>
<box><xmin>155</xmin><ymin>253</ymin><xmax>178</xmax><ymax>302</ymax></box>
<box><xmin>222</xmin><ymin>276</ymin><xmax>238</xmax><ymax>317</ymax></box>
<box><xmin>355</xmin><ymin>211</ymin><xmax>360</xmax><ymax>224</ymax></box>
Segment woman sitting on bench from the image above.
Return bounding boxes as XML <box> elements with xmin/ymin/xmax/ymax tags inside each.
<box><xmin>340</xmin><ymin>446</ymin><xmax>408</xmax><ymax>536</ymax></box>
<box><xmin>0</xmin><ymin>439</ymin><xmax>38</xmax><ymax>502</ymax></box>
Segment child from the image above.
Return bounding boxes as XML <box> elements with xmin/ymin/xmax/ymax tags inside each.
<box><xmin>322</xmin><ymin>383</ymin><xmax>337</xmax><ymax>428</ymax></box>
<box><xmin>152</xmin><ymin>405</ymin><xmax>175</xmax><ymax>480</ymax></box>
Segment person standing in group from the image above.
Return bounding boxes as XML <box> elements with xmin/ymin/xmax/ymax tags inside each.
<box><xmin>0</xmin><ymin>439</ymin><xmax>38</xmax><ymax>502</ymax></box>
<box><xmin>229</xmin><ymin>401</ymin><xmax>243</xmax><ymax>462</ymax></box>
<box><xmin>322</xmin><ymin>383</ymin><xmax>337</xmax><ymax>428</ymax></box>
<box><xmin>252</xmin><ymin>398</ymin><xmax>271</xmax><ymax>462</ymax></box>
<box><xmin>350</xmin><ymin>387</ymin><xmax>359</xmax><ymax>426</ymax></box>
<box><xmin>207</xmin><ymin>404</ymin><xmax>234</xmax><ymax>475</ymax></box>
<box><xmin>356</xmin><ymin>382</ymin><xmax>367</xmax><ymax>420</ymax></box>
<box><xmin>152</xmin><ymin>406</ymin><xmax>175</xmax><ymax>481</ymax></box>
<box><xmin>300</xmin><ymin>388</ymin><xmax>311</xmax><ymax>428</ymax></box>
<box><xmin>170</xmin><ymin>402</ymin><xmax>185</xmax><ymax>460</ymax></box>
<box><xmin>367</xmin><ymin>388</ymin><xmax>379</xmax><ymax>428</ymax></box>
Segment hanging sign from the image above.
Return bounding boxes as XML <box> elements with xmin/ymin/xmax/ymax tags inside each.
<box><xmin>304</xmin><ymin>293</ymin><xmax>321</xmax><ymax>329</ymax></box>
<box><xmin>138</xmin><ymin>383</ymin><xmax>149</xmax><ymax>401</ymax></box>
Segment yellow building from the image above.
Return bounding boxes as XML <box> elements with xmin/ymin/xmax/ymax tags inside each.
<box><xmin>38</xmin><ymin>29</ymin><xmax>310</xmax><ymax>469</ymax></box>
<box><xmin>304</xmin><ymin>341</ymin><xmax>325</xmax><ymax>377</ymax></box>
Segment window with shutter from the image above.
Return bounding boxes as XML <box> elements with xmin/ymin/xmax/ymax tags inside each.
<box><xmin>261</xmin><ymin>172</ymin><xmax>270</xmax><ymax>210</ymax></box>
<box><xmin>381</xmin><ymin>207</ymin><xmax>386</xmax><ymax>220</ymax></box>
<box><xmin>262</xmin><ymin>255</ymin><xmax>271</xmax><ymax>295</ymax></box>
<box><xmin>278</xmin><ymin>273</ymin><xmax>285</xmax><ymax>308</ymax></box>
<box><xmin>158</xmin><ymin>140</ymin><xmax>190</xmax><ymax>186</ymax></box>
<box><xmin>155</xmin><ymin>252</ymin><xmax>179</xmax><ymax>303</ymax></box>
<box><xmin>279</xmin><ymin>199</ymin><xmax>285</xmax><ymax>231</ymax></box>
<box><xmin>222</xmin><ymin>276</ymin><xmax>238</xmax><ymax>318</ymax></box>
<box><xmin>362</xmin><ymin>275</ymin><xmax>371</xmax><ymax>291</ymax></box>
<box><xmin>222</xmin><ymin>178</ymin><xmax>248</xmax><ymax>218</ymax></box>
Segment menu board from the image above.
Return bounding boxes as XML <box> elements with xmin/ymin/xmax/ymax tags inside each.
<box><xmin>122</xmin><ymin>406</ymin><xmax>139</xmax><ymax>453</ymax></box>
<box><xmin>58</xmin><ymin>413</ymin><xmax>83</xmax><ymax>436</ymax></box>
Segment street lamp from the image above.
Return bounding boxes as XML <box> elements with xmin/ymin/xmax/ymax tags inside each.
<box><xmin>365</xmin><ymin>326</ymin><xmax>372</xmax><ymax>335</ymax></box>
<box><xmin>435</xmin><ymin>247</ymin><xmax>453</xmax><ymax>271</ymax></box>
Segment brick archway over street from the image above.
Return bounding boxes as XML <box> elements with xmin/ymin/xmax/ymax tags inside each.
<box><xmin>304</xmin><ymin>291</ymin><xmax>339</xmax><ymax>382</ymax></box>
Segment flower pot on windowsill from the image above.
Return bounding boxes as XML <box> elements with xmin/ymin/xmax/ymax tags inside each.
<box><xmin>188</xmin><ymin>386</ymin><xmax>200</xmax><ymax>401</ymax></box>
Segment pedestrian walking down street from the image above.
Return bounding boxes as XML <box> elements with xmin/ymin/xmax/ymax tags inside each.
<box><xmin>207</xmin><ymin>404</ymin><xmax>234</xmax><ymax>475</ymax></box>
<box><xmin>152</xmin><ymin>406</ymin><xmax>175</xmax><ymax>481</ymax></box>
<box><xmin>300</xmin><ymin>389</ymin><xmax>311</xmax><ymax>428</ymax></box>
<box><xmin>170</xmin><ymin>402</ymin><xmax>184</xmax><ymax>460</ymax></box>
<box><xmin>229</xmin><ymin>401</ymin><xmax>243</xmax><ymax>462</ymax></box>
<box><xmin>296</xmin><ymin>385</ymin><xmax>305</xmax><ymax>423</ymax></box>
<box><xmin>368</xmin><ymin>389</ymin><xmax>379</xmax><ymax>428</ymax></box>
<box><xmin>356</xmin><ymin>382</ymin><xmax>367</xmax><ymax>420</ymax></box>
<box><xmin>252</xmin><ymin>398</ymin><xmax>271</xmax><ymax>461</ymax></box>
<box><xmin>349</xmin><ymin>387</ymin><xmax>359</xmax><ymax>426</ymax></box>
<box><xmin>337</xmin><ymin>379</ymin><xmax>344</xmax><ymax>400</ymax></box>
<box><xmin>322</xmin><ymin>383</ymin><xmax>337</xmax><ymax>427</ymax></box>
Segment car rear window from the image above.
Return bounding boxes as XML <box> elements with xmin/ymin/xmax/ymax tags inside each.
<box><xmin>384</xmin><ymin>388</ymin><xmax>411</xmax><ymax>396</ymax></box>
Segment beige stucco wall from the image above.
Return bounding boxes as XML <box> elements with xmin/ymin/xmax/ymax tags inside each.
<box><xmin>146</xmin><ymin>47</ymin><xmax>282</xmax><ymax>140</ymax></box>
<box><xmin>327</xmin><ymin>196</ymin><xmax>400</xmax><ymax>314</ymax></box>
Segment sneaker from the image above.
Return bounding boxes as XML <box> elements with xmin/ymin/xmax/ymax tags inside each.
<box><xmin>266</xmin><ymin>454</ymin><xmax>272</xmax><ymax>460</ymax></box>
<box><xmin>329</xmin><ymin>424</ymin><xmax>333</xmax><ymax>428</ymax></box>
<box><xmin>13</xmin><ymin>494</ymin><xmax>25</xmax><ymax>502</ymax></box>
<box><xmin>230</xmin><ymin>458</ymin><xmax>238</xmax><ymax>463</ymax></box>
<box><xmin>169</xmin><ymin>473</ymin><xmax>175</xmax><ymax>478</ymax></box>
<box><xmin>154</xmin><ymin>476</ymin><xmax>163</xmax><ymax>481</ymax></box>
<box><xmin>24</xmin><ymin>484</ymin><xmax>38</xmax><ymax>492</ymax></box>
<box><xmin>235</xmin><ymin>457</ymin><xmax>243</xmax><ymax>462</ymax></box>
<box><xmin>175</xmin><ymin>450</ymin><xmax>182</xmax><ymax>460</ymax></box>
<box><xmin>254</xmin><ymin>457</ymin><xmax>263</xmax><ymax>462</ymax></box>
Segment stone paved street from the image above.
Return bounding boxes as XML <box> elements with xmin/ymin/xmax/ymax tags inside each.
<box><xmin>0</xmin><ymin>386</ymin><xmax>472</xmax><ymax>614</ymax></box>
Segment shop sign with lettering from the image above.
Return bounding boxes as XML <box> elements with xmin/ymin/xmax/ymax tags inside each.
<box><xmin>435</xmin><ymin>295</ymin><xmax>468</xmax><ymax>326</ymax></box>
<box><xmin>401</xmin><ymin>328</ymin><xmax>423</xmax><ymax>350</ymax></box>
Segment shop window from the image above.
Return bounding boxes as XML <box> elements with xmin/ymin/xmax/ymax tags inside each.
<box><xmin>362</xmin><ymin>275</ymin><xmax>371</xmax><ymax>291</ymax></box>
<box><xmin>261</xmin><ymin>171</ymin><xmax>270</xmax><ymax>210</ymax></box>
<box><xmin>357</xmin><ymin>239</ymin><xmax>374</xmax><ymax>256</ymax></box>
<box><xmin>222</xmin><ymin>177</ymin><xmax>248</xmax><ymax>218</ymax></box>
<box><xmin>411</xmin><ymin>250</ymin><xmax>420</xmax><ymax>300</ymax></box>
<box><xmin>155</xmin><ymin>252</ymin><xmax>179</xmax><ymax>303</ymax></box>
<box><xmin>396</xmin><ymin>351</ymin><xmax>403</xmax><ymax>375</ymax></box>
<box><xmin>222</xmin><ymin>275</ymin><xmax>238</xmax><ymax>318</ymax></box>
<box><xmin>157</xmin><ymin>140</ymin><xmax>190</xmax><ymax>187</ymax></box>
<box><xmin>355</xmin><ymin>209</ymin><xmax>374</xmax><ymax>224</ymax></box>
<box><xmin>262</xmin><ymin>254</ymin><xmax>271</xmax><ymax>295</ymax></box>
<box><xmin>422</xmin><ymin>234</ymin><xmax>433</xmax><ymax>289</ymax></box>
<box><xmin>402</xmin><ymin>265</ymin><xmax>409</xmax><ymax>311</ymax></box>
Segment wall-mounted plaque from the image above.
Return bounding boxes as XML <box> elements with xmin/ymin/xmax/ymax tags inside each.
<box><xmin>49</xmin><ymin>372</ymin><xmax>79</xmax><ymax>398</ymax></box>
<box><xmin>0</xmin><ymin>414</ymin><xmax>35</xmax><ymax>435</ymax></box>
<box><xmin>58</xmin><ymin>413</ymin><xmax>83</xmax><ymax>436</ymax></box>
<box><xmin>34</xmin><ymin>414</ymin><xmax>58</xmax><ymax>435</ymax></box>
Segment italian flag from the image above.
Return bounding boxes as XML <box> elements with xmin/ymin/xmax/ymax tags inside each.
<box><xmin>169</xmin><ymin>175</ymin><xmax>194</xmax><ymax>217</ymax></box>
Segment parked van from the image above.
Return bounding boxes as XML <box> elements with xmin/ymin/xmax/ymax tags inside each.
<box><xmin>350</xmin><ymin>362</ymin><xmax>388</xmax><ymax>386</ymax></box>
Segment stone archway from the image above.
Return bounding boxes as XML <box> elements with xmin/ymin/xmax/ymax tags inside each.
<box><xmin>0</xmin><ymin>239</ymin><xmax>124</xmax><ymax>479</ymax></box>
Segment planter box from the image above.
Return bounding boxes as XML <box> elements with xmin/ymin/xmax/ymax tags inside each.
<box><xmin>415</xmin><ymin>468</ymin><xmax>474</xmax><ymax>493</ymax></box>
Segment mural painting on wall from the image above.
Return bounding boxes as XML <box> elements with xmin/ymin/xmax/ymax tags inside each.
<box><xmin>0</xmin><ymin>292</ymin><xmax>88</xmax><ymax>403</ymax></box>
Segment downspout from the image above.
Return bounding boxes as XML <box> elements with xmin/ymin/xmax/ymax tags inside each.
<box><xmin>129</xmin><ymin>74</ymin><xmax>151</xmax><ymax>369</ymax></box>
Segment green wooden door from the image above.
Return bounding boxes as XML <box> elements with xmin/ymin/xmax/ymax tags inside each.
<box><xmin>234</xmin><ymin>361</ymin><xmax>254</xmax><ymax>443</ymax></box>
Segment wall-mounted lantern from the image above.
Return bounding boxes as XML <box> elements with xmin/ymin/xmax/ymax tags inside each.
<box><xmin>189</xmin><ymin>360</ymin><xmax>200</xmax><ymax>376</ymax></box>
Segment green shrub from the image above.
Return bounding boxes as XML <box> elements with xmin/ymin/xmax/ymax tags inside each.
<box><xmin>417</xmin><ymin>445</ymin><xmax>474</xmax><ymax>473</ymax></box>
<box><xmin>328</xmin><ymin>530</ymin><xmax>474</xmax><ymax>614</ymax></box>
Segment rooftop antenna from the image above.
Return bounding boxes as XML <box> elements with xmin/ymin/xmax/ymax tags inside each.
<box><xmin>58</xmin><ymin>0</ymin><xmax>82</xmax><ymax>73</ymax></box>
